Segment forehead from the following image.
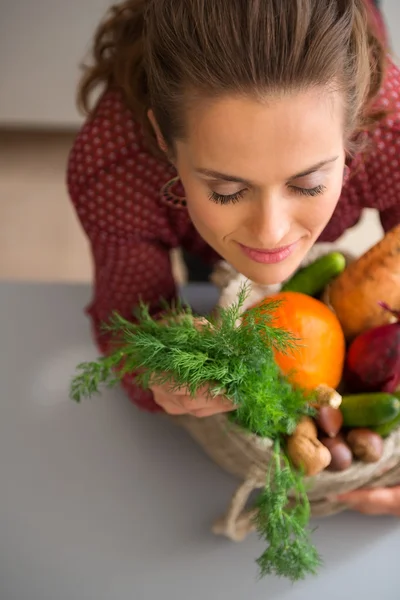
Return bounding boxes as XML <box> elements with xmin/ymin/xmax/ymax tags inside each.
<box><xmin>181</xmin><ymin>90</ymin><xmax>344</xmax><ymax>179</ymax></box>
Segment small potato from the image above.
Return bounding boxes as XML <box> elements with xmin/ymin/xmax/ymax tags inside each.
<box><xmin>347</xmin><ymin>429</ymin><xmax>384</xmax><ymax>463</ymax></box>
<box><xmin>320</xmin><ymin>436</ymin><xmax>353</xmax><ymax>471</ymax></box>
<box><xmin>316</xmin><ymin>406</ymin><xmax>343</xmax><ymax>438</ymax></box>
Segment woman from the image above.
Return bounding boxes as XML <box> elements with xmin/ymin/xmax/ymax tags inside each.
<box><xmin>67</xmin><ymin>0</ymin><xmax>400</xmax><ymax>514</ymax></box>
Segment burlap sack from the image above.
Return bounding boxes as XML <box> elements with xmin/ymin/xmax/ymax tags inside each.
<box><xmin>175</xmin><ymin>254</ymin><xmax>400</xmax><ymax>542</ymax></box>
<box><xmin>175</xmin><ymin>413</ymin><xmax>400</xmax><ymax>541</ymax></box>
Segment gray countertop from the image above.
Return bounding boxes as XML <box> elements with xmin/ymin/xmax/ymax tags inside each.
<box><xmin>0</xmin><ymin>282</ymin><xmax>399</xmax><ymax>600</ymax></box>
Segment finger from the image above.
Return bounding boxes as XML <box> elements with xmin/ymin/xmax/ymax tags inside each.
<box><xmin>337</xmin><ymin>487</ymin><xmax>387</xmax><ymax>506</ymax></box>
<box><xmin>173</xmin><ymin>382</ymin><xmax>224</xmax><ymax>397</ymax></box>
<box><xmin>149</xmin><ymin>371</ymin><xmax>198</xmax><ymax>395</ymax></box>
<box><xmin>150</xmin><ymin>381</ymin><xmax>191</xmax><ymax>397</ymax></box>
<box><xmin>151</xmin><ymin>376</ymin><xmax>225</xmax><ymax>398</ymax></box>
<box><xmin>192</xmin><ymin>316</ymin><xmax>213</xmax><ymax>330</ymax></box>
<box><xmin>162</xmin><ymin>404</ymin><xmax>189</xmax><ymax>415</ymax></box>
<box><xmin>192</xmin><ymin>403</ymin><xmax>236</xmax><ymax>418</ymax></box>
<box><xmin>154</xmin><ymin>397</ymin><xmax>188</xmax><ymax>415</ymax></box>
<box><xmin>152</xmin><ymin>390</ymin><xmax>186</xmax><ymax>413</ymax></box>
<box><xmin>159</xmin><ymin>314</ymin><xmax>212</xmax><ymax>330</ymax></box>
<box><xmin>180</xmin><ymin>393</ymin><xmax>233</xmax><ymax>412</ymax></box>
<box><xmin>337</xmin><ymin>487</ymin><xmax>400</xmax><ymax>516</ymax></box>
<box><xmin>179</xmin><ymin>395</ymin><xmax>212</xmax><ymax>411</ymax></box>
<box><xmin>150</xmin><ymin>382</ymin><xmax>196</xmax><ymax>397</ymax></box>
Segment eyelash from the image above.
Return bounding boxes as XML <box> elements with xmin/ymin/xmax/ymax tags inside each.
<box><xmin>293</xmin><ymin>184</ymin><xmax>326</xmax><ymax>198</ymax></box>
<box><xmin>209</xmin><ymin>185</ymin><xmax>326</xmax><ymax>205</ymax></box>
<box><xmin>209</xmin><ymin>190</ymin><xmax>246</xmax><ymax>205</ymax></box>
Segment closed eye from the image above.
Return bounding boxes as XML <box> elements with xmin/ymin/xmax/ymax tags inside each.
<box><xmin>209</xmin><ymin>189</ymin><xmax>247</xmax><ymax>205</ymax></box>
<box><xmin>209</xmin><ymin>184</ymin><xmax>326</xmax><ymax>205</ymax></box>
<box><xmin>290</xmin><ymin>185</ymin><xmax>326</xmax><ymax>197</ymax></box>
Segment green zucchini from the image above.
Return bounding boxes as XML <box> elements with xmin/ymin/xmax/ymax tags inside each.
<box><xmin>372</xmin><ymin>398</ymin><xmax>400</xmax><ymax>437</ymax></box>
<box><xmin>282</xmin><ymin>252</ymin><xmax>346</xmax><ymax>296</ymax></box>
<box><xmin>340</xmin><ymin>393</ymin><xmax>400</xmax><ymax>429</ymax></box>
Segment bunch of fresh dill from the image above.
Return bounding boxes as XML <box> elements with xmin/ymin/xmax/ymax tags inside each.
<box><xmin>70</xmin><ymin>285</ymin><xmax>322</xmax><ymax>581</ymax></box>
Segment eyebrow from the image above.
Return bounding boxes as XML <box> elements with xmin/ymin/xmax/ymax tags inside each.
<box><xmin>195</xmin><ymin>156</ymin><xmax>339</xmax><ymax>185</ymax></box>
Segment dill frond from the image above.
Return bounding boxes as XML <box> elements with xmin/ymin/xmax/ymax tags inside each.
<box><xmin>70</xmin><ymin>283</ymin><xmax>321</xmax><ymax>580</ymax></box>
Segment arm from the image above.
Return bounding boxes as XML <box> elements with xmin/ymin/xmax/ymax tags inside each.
<box><xmin>86</xmin><ymin>235</ymin><xmax>177</xmax><ymax>413</ymax></box>
<box><xmin>67</xmin><ymin>119</ymin><xmax>179</xmax><ymax>412</ymax></box>
<box><xmin>341</xmin><ymin>60</ymin><xmax>400</xmax><ymax>235</ymax></box>
<box><xmin>364</xmin><ymin>112</ymin><xmax>400</xmax><ymax>234</ymax></box>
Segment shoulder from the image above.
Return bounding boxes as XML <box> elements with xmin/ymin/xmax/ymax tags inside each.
<box><xmin>343</xmin><ymin>58</ymin><xmax>400</xmax><ymax>207</ymax></box>
<box><xmin>67</xmin><ymin>88</ymin><xmax>175</xmax><ymax>192</ymax></box>
<box><xmin>320</xmin><ymin>59</ymin><xmax>400</xmax><ymax>241</ymax></box>
<box><xmin>67</xmin><ymin>89</ymin><xmax>192</xmax><ymax>243</ymax></box>
<box><xmin>368</xmin><ymin>57</ymin><xmax>400</xmax><ymax>139</ymax></box>
<box><xmin>355</xmin><ymin>57</ymin><xmax>400</xmax><ymax>158</ymax></box>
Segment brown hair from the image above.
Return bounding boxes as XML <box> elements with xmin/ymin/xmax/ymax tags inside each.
<box><xmin>78</xmin><ymin>0</ymin><xmax>387</xmax><ymax>155</ymax></box>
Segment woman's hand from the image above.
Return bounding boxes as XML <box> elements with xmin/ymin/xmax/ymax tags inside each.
<box><xmin>150</xmin><ymin>380</ymin><xmax>234</xmax><ymax>417</ymax></box>
<box><xmin>335</xmin><ymin>485</ymin><xmax>400</xmax><ymax>516</ymax></box>
<box><xmin>150</xmin><ymin>314</ymin><xmax>234</xmax><ymax>417</ymax></box>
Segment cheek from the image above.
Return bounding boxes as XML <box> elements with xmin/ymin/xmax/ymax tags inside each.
<box><xmin>298</xmin><ymin>178</ymin><xmax>343</xmax><ymax>231</ymax></box>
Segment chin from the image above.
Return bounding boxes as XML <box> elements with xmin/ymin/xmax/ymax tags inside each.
<box><xmin>240</xmin><ymin>258</ymin><xmax>302</xmax><ymax>287</ymax></box>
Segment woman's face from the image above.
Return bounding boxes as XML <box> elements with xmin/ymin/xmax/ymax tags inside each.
<box><xmin>173</xmin><ymin>90</ymin><xmax>346</xmax><ymax>285</ymax></box>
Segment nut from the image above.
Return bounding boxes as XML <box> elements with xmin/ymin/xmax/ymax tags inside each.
<box><xmin>294</xmin><ymin>417</ymin><xmax>318</xmax><ymax>439</ymax></box>
<box><xmin>287</xmin><ymin>435</ymin><xmax>332</xmax><ymax>477</ymax></box>
<box><xmin>316</xmin><ymin>406</ymin><xmax>343</xmax><ymax>438</ymax></box>
<box><xmin>320</xmin><ymin>436</ymin><xmax>353</xmax><ymax>471</ymax></box>
<box><xmin>347</xmin><ymin>429</ymin><xmax>384</xmax><ymax>463</ymax></box>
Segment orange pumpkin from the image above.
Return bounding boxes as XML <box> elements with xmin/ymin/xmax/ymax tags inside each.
<box><xmin>252</xmin><ymin>291</ymin><xmax>346</xmax><ymax>390</ymax></box>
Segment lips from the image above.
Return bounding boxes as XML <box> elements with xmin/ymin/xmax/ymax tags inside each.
<box><xmin>247</xmin><ymin>244</ymin><xmax>294</xmax><ymax>254</ymax></box>
<box><xmin>238</xmin><ymin>241</ymin><xmax>298</xmax><ymax>264</ymax></box>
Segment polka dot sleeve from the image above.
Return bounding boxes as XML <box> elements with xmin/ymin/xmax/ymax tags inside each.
<box><xmin>352</xmin><ymin>59</ymin><xmax>400</xmax><ymax>233</ymax></box>
<box><xmin>88</xmin><ymin>235</ymin><xmax>176</xmax><ymax>412</ymax></box>
<box><xmin>67</xmin><ymin>100</ymin><xmax>181</xmax><ymax>412</ymax></box>
<box><xmin>319</xmin><ymin>58</ymin><xmax>400</xmax><ymax>242</ymax></box>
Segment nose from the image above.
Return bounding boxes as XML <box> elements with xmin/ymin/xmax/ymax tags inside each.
<box><xmin>245</xmin><ymin>193</ymin><xmax>292</xmax><ymax>247</ymax></box>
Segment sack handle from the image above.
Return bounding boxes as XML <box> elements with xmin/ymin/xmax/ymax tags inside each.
<box><xmin>212</xmin><ymin>466</ymin><xmax>264</xmax><ymax>541</ymax></box>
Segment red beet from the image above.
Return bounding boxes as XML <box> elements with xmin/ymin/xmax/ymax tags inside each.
<box><xmin>345</xmin><ymin>303</ymin><xmax>400</xmax><ymax>393</ymax></box>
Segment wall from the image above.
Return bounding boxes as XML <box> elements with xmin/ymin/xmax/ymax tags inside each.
<box><xmin>0</xmin><ymin>0</ymin><xmax>111</xmax><ymax>128</ymax></box>
<box><xmin>0</xmin><ymin>1</ymin><xmax>399</xmax><ymax>129</ymax></box>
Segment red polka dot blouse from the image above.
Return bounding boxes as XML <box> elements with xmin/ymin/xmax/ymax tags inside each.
<box><xmin>67</xmin><ymin>52</ymin><xmax>400</xmax><ymax>413</ymax></box>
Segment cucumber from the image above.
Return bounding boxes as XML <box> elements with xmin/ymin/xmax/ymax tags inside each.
<box><xmin>373</xmin><ymin>413</ymin><xmax>400</xmax><ymax>438</ymax></box>
<box><xmin>282</xmin><ymin>252</ymin><xmax>346</xmax><ymax>296</ymax></box>
<box><xmin>372</xmin><ymin>395</ymin><xmax>400</xmax><ymax>437</ymax></box>
<box><xmin>340</xmin><ymin>393</ymin><xmax>400</xmax><ymax>428</ymax></box>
